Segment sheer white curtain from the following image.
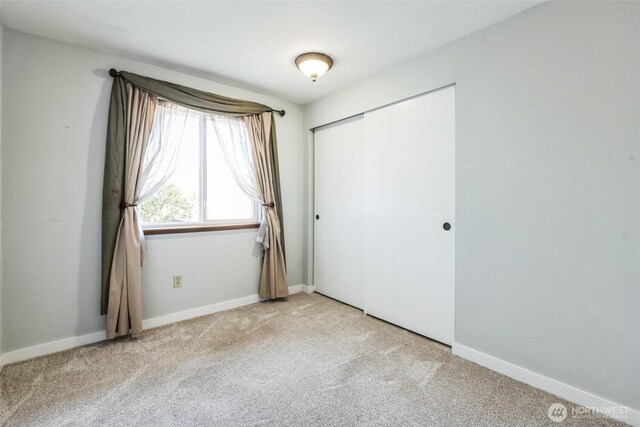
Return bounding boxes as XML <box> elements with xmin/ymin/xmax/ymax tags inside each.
<box><xmin>138</xmin><ymin>102</ymin><xmax>193</xmax><ymax>201</ymax></box>
<box><xmin>136</xmin><ymin>102</ymin><xmax>194</xmax><ymax>251</ymax></box>
<box><xmin>208</xmin><ymin>114</ymin><xmax>271</xmax><ymax>248</ymax></box>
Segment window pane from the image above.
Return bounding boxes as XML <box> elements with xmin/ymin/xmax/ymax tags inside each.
<box><xmin>140</xmin><ymin>113</ymin><xmax>201</xmax><ymax>225</ymax></box>
<box><xmin>205</xmin><ymin>120</ymin><xmax>254</xmax><ymax>221</ymax></box>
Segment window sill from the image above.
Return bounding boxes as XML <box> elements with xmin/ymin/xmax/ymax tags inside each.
<box><xmin>143</xmin><ymin>223</ymin><xmax>259</xmax><ymax>236</ymax></box>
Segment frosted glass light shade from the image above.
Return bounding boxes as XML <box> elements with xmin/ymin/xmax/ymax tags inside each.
<box><xmin>295</xmin><ymin>52</ymin><xmax>333</xmax><ymax>82</ymax></box>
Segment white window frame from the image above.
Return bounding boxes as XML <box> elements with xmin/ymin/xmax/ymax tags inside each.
<box><xmin>142</xmin><ymin>110</ymin><xmax>260</xmax><ymax>233</ymax></box>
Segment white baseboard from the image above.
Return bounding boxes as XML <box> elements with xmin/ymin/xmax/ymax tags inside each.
<box><xmin>287</xmin><ymin>284</ymin><xmax>303</xmax><ymax>295</ymax></box>
<box><xmin>2</xmin><ymin>330</ymin><xmax>106</xmax><ymax>367</ymax></box>
<box><xmin>0</xmin><ymin>284</ymin><xmax>307</xmax><ymax>369</ymax></box>
<box><xmin>452</xmin><ymin>343</ymin><xmax>639</xmax><ymax>426</ymax></box>
<box><xmin>302</xmin><ymin>284</ymin><xmax>315</xmax><ymax>294</ymax></box>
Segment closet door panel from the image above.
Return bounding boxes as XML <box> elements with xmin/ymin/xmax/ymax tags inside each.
<box><xmin>363</xmin><ymin>86</ymin><xmax>455</xmax><ymax>344</ymax></box>
<box><xmin>314</xmin><ymin>116</ymin><xmax>364</xmax><ymax>309</ymax></box>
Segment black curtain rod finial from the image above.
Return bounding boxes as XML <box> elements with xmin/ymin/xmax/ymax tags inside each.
<box><xmin>273</xmin><ymin>109</ymin><xmax>285</xmax><ymax>117</ymax></box>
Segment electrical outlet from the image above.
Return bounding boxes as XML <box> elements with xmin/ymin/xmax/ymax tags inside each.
<box><xmin>173</xmin><ymin>274</ymin><xmax>183</xmax><ymax>288</ymax></box>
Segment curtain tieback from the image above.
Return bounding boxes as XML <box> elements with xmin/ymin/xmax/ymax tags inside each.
<box><xmin>262</xmin><ymin>202</ymin><xmax>275</xmax><ymax>208</ymax></box>
<box><xmin>120</xmin><ymin>202</ymin><xmax>138</xmax><ymax>209</ymax></box>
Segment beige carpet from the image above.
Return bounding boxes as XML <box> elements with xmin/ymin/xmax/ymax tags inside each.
<box><xmin>0</xmin><ymin>293</ymin><xmax>626</xmax><ymax>426</ymax></box>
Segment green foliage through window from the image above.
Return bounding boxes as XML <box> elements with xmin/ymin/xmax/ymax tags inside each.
<box><xmin>140</xmin><ymin>183</ymin><xmax>197</xmax><ymax>224</ymax></box>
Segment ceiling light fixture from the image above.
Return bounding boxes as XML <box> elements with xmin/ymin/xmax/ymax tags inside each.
<box><xmin>295</xmin><ymin>52</ymin><xmax>334</xmax><ymax>82</ymax></box>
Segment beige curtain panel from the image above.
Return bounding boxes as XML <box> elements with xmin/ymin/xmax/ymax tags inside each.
<box><xmin>245</xmin><ymin>113</ymin><xmax>289</xmax><ymax>298</ymax></box>
<box><xmin>106</xmin><ymin>84</ymin><xmax>157</xmax><ymax>339</ymax></box>
<box><xmin>101</xmin><ymin>70</ymin><xmax>288</xmax><ymax>338</ymax></box>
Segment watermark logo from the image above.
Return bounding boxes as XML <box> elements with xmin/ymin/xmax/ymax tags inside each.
<box><xmin>547</xmin><ymin>403</ymin><xmax>629</xmax><ymax>423</ymax></box>
<box><xmin>572</xmin><ymin>405</ymin><xmax>628</xmax><ymax>420</ymax></box>
<box><xmin>548</xmin><ymin>403</ymin><xmax>568</xmax><ymax>423</ymax></box>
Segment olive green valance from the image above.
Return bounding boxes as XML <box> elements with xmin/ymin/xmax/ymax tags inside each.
<box><xmin>114</xmin><ymin>70</ymin><xmax>279</xmax><ymax>116</ymax></box>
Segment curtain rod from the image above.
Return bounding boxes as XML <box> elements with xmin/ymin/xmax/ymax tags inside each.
<box><xmin>108</xmin><ymin>68</ymin><xmax>285</xmax><ymax>117</ymax></box>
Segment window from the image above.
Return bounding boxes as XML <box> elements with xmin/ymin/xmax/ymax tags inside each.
<box><xmin>141</xmin><ymin>102</ymin><xmax>258</xmax><ymax>233</ymax></box>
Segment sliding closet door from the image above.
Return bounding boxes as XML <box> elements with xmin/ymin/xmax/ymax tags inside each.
<box><xmin>363</xmin><ymin>86</ymin><xmax>455</xmax><ymax>345</ymax></box>
<box><xmin>314</xmin><ymin>116</ymin><xmax>364</xmax><ymax>308</ymax></box>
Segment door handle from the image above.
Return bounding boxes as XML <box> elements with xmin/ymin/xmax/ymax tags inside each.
<box><xmin>316</xmin><ymin>215</ymin><xmax>320</xmax><ymax>220</ymax></box>
<box><xmin>443</xmin><ymin>222</ymin><xmax>451</xmax><ymax>231</ymax></box>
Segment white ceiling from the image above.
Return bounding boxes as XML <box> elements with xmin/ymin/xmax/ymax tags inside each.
<box><xmin>0</xmin><ymin>0</ymin><xmax>543</xmax><ymax>104</ymax></box>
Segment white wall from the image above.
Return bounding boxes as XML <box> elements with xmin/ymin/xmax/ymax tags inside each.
<box><xmin>305</xmin><ymin>1</ymin><xmax>639</xmax><ymax>412</ymax></box>
<box><xmin>0</xmin><ymin>24</ymin><xmax>4</xmax><ymax>359</ymax></box>
<box><xmin>1</xmin><ymin>30</ymin><xmax>304</xmax><ymax>353</ymax></box>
